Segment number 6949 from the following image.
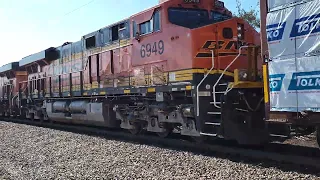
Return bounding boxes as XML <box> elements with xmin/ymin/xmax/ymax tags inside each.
<box><xmin>140</xmin><ymin>40</ymin><xmax>164</xmax><ymax>58</ymax></box>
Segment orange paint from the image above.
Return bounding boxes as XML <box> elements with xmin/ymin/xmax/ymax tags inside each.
<box><xmin>6</xmin><ymin>0</ymin><xmax>261</xmax><ymax>97</ymax></box>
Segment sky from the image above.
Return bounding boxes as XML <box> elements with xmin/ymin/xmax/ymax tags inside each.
<box><xmin>0</xmin><ymin>0</ymin><xmax>258</xmax><ymax>66</ymax></box>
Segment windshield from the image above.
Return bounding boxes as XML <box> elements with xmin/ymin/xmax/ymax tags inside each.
<box><xmin>211</xmin><ymin>11</ymin><xmax>232</xmax><ymax>23</ymax></box>
<box><xmin>168</xmin><ymin>8</ymin><xmax>210</xmax><ymax>29</ymax></box>
<box><xmin>168</xmin><ymin>8</ymin><xmax>233</xmax><ymax>29</ymax></box>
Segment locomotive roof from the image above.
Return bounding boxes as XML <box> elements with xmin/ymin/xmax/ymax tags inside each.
<box><xmin>130</xmin><ymin>4</ymin><xmax>160</xmax><ymax>18</ymax></box>
<box><xmin>19</xmin><ymin>47</ymin><xmax>59</xmax><ymax>67</ymax></box>
<box><xmin>92</xmin><ymin>18</ymin><xmax>130</xmax><ymax>36</ymax></box>
<box><xmin>0</xmin><ymin>62</ymin><xmax>19</xmax><ymax>73</ymax></box>
<box><xmin>16</xmin><ymin>1</ymin><xmax>162</xmax><ymax>68</ymax></box>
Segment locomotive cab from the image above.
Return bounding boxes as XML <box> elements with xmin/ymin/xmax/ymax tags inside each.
<box><xmin>131</xmin><ymin>0</ymin><xmax>262</xmax><ymax>88</ymax></box>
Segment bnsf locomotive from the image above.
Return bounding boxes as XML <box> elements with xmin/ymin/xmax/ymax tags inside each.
<box><xmin>1</xmin><ymin>0</ymin><xmax>317</xmax><ymax>146</ymax></box>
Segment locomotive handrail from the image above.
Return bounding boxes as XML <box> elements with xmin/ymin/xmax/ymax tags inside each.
<box><xmin>26</xmin><ymin>39</ymin><xmax>132</xmax><ymax>82</ymax></box>
<box><xmin>196</xmin><ymin>50</ymin><xmax>215</xmax><ymax>117</ymax></box>
<box><xmin>11</xmin><ymin>84</ymin><xmax>27</xmax><ymax>112</ymax></box>
<box><xmin>212</xmin><ymin>46</ymin><xmax>249</xmax><ymax>109</ymax></box>
<box><xmin>11</xmin><ymin>92</ymin><xmax>19</xmax><ymax>110</ymax></box>
<box><xmin>28</xmin><ymin>45</ymin><xmax>129</xmax><ymax>80</ymax></box>
<box><xmin>19</xmin><ymin>41</ymin><xmax>130</xmax><ymax>96</ymax></box>
<box><xmin>26</xmin><ymin>54</ymin><xmax>90</xmax><ymax>81</ymax></box>
<box><xmin>18</xmin><ymin>57</ymin><xmax>90</xmax><ymax>97</ymax></box>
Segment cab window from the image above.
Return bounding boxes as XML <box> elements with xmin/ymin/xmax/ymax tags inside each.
<box><xmin>119</xmin><ymin>21</ymin><xmax>130</xmax><ymax>40</ymax></box>
<box><xmin>223</xmin><ymin>28</ymin><xmax>233</xmax><ymax>39</ymax></box>
<box><xmin>139</xmin><ymin>9</ymin><xmax>161</xmax><ymax>35</ymax></box>
<box><xmin>168</xmin><ymin>8</ymin><xmax>209</xmax><ymax>29</ymax></box>
<box><xmin>211</xmin><ymin>11</ymin><xmax>232</xmax><ymax>23</ymax></box>
<box><xmin>140</xmin><ymin>21</ymin><xmax>152</xmax><ymax>35</ymax></box>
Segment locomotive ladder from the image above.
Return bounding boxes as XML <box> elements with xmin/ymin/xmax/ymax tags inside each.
<box><xmin>197</xmin><ymin>46</ymin><xmax>249</xmax><ymax>137</ymax></box>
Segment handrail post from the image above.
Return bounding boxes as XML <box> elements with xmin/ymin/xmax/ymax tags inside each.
<box><xmin>212</xmin><ymin>46</ymin><xmax>248</xmax><ymax>109</ymax></box>
<box><xmin>196</xmin><ymin>50</ymin><xmax>215</xmax><ymax>117</ymax></box>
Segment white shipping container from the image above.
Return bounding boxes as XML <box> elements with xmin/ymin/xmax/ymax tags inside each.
<box><xmin>267</xmin><ymin>0</ymin><xmax>320</xmax><ymax>112</ymax></box>
<box><xmin>268</xmin><ymin>54</ymin><xmax>298</xmax><ymax>112</ymax></box>
<box><xmin>268</xmin><ymin>0</ymin><xmax>310</xmax><ymax>12</ymax></box>
<box><xmin>267</xmin><ymin>6</ymin><xmax>296</xmax><ymax>58</ymax></box>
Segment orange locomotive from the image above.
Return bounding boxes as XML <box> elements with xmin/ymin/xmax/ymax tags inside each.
<box><xmin>0</xmin><ymin>0</ymin><xmax>265</xmax><ymax>144</ymax></box>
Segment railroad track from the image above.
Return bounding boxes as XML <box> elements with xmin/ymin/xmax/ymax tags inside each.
<box><xmin>1</xmin><ymin>117</ymin><xmax>320</xmax><ymax>171</ymax></box>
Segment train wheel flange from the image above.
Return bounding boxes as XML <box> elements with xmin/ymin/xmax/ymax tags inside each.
<box><xmin>129</xmin><ymin>123</ymin><xmax>142</xmax><ymax>135</ymax></box>
<box><xmin>157</xmin><ymin>128</ymin><xmax>172</xmax><ymax>138</ymax></box>
<box><xmin>30</xmin><ymin>113</ymin><xmax>35</xmax><ymax>121</ymax></box>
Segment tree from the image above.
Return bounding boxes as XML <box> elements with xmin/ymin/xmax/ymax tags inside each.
<box><xmin>235</xmin><ymin>0</ymin><xmax>260</xmax><ymax>29</ymax></box>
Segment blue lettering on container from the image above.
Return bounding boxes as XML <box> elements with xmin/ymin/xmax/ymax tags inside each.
<box><xmin>267</xmin><ymin>22</ymin><xmax>286</xmax><ymax>42</ymax></box>
<box><xmin>288</xmin><ymin>71</ymin><xmax>320</xmax><ymax>90</ymax></box>
<box><xmin>269</xmin><ymin>74</ymin><xmax>285</xmax><ymax>92</ymax></box>
<box><xmin>290</xmin><ymin>13</ymin><xmax>320</xmax><ymax>38</ymax></box>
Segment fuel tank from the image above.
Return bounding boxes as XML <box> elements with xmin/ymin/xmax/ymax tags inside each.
<box><xmin>53</xmin><ymin>101</ymin><xmax>69</xmax><ymax>112</ymax></box>
<box><xmin>69</xmin><ymin>101</ymin><xmax>88</xmax><ymax>114</ymax></box>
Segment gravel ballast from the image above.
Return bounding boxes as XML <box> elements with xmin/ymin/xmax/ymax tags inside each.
<box><xmin>0</xmin><ymin>121</ymin><xmax>319</xmax><ymax>180</ymax></box>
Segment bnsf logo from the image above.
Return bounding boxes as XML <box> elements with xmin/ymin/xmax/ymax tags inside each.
<box><xmin>290</xmin><ymin>13</ymin><xmax>320</xmax><ymax>38</ymax></box>
<box><xmin>267</xmin><ymin>22</ymin><xmax>286</xmax><ymax>42</ymax></box>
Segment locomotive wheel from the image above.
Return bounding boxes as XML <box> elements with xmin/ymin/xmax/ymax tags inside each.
<box><xmin>39</xmin><ymin>114</ymin><xmax>44</xmax><ymax>123</ymax></box>
<box><xmin>129</xmin><ymin>123</ymin><xmax>142</xmax><ymax>135</ymax></box>
<box><xmin>156</xmin><ymin>128</ymin><xmax>173</xmax><ymax>138</ymax></box>
<box><xmin>30</xmin><ymin>113</ymin><xmax>35</xmax><ymax>121</ymax></box>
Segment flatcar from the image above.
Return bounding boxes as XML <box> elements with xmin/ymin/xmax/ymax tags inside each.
<box><xmin>0</xmin><ymin>0</ymin><xmax>318</xmax><ymax>146</ymax></box>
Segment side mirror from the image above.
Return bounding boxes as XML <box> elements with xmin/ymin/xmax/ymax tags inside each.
<box><xmin>135</xmin><ymin>32</ymin><xmax>141</xmax><ymax>42</ymax></box>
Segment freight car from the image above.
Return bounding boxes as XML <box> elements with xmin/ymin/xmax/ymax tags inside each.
<box><xmin>260</xmin><ymin>0</ymin><xmax>320</xmax><ymax>146</ymax></box>
<box><xmin>0</xmin><ymin>0</ymin><xmax>318</xmax><ymax>146</ymax></box>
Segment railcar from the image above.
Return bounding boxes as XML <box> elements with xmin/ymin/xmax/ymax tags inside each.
<box><xmin>260</xmin><ymin>0</ymin><xmax>320</xmax><ymax>145</ymax></box>
<box><xmin>2</xmin><ymin>0</ymin><xmax>317</xmax><ymax>146</ymax></box>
